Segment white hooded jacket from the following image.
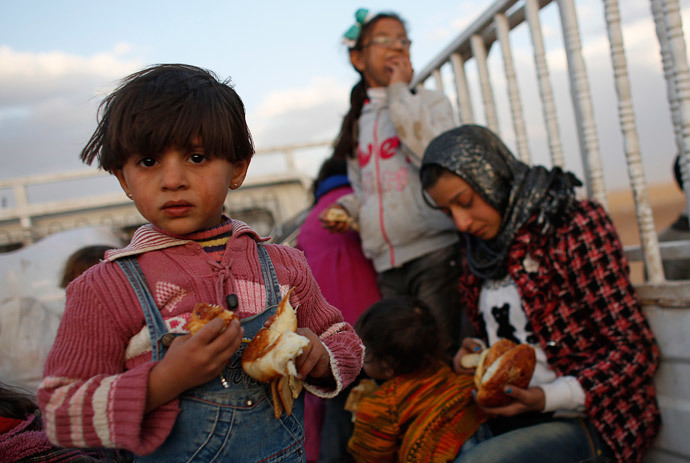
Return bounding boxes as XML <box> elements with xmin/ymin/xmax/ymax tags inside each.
<box><xmin>338</xmin><ymin>82</ymin><xmax>459</xmax><ymax>272</ymax></box>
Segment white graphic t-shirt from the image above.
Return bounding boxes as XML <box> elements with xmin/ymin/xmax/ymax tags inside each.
<box><xmin>478</xmin><ymin>274</ymin><xmax>585</xmax><ymax>415</ymax></box>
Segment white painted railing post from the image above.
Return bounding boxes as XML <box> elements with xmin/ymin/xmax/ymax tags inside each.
<box><xmin>557</xmin><ymin>0</ymin><xmax>608</xmax><ymax>208</ymax></box>
<box><xmin>495</xmin><ymin>12</ymin><xmax>531</xmax><ymax>164</ymax></box>
<box><xmin>604</xmin><ymin>0</ymin><xmax>665</xmax><ymax>282</ymax></box>
<box><xmin>11</xmin><ymin>183</ymin><xmax>34</xmax><ymax>245</ymax></box>
<box><xmin>524</xmin><ymin>0</ymin><xmax>566</xmax><ymax>168</ymax></box>
<box><xmin>654</xmin><ymin>0</ymin><xmax>690</xmax><ymax>220</ymax></box>
<box><xmin>433</xmin><ymin>68</ymin><xmax>444</xmax><ymax>93</ymax></box>
<box><xmin>284</xmin><ymin>148</ymin><xmax>296</xmax><ymax>172</ymax></box>
<box><xmin>11</xmin><ymin>184</ymin><xmax>30</xmax><ymax>230</ymax></box>
<box><xmin>471</xmin><ymin>34</ymin><xmax>500</xmax><ymax>133</ymax></box>
<box><xmin>651</xmin><ymin>0</ymin><xmax>686</xmax><ymax>163</ymax></box>
<box><xmin>450</xmin><ymin>52</ymin><xmax>476</xmax><ymax>123</ymax></box>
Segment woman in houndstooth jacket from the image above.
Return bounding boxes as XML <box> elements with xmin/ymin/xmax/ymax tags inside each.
<box><xmin>420</xmin><ymin>125</ymin><xmax>660</xmax><ymax>463</ymax></box>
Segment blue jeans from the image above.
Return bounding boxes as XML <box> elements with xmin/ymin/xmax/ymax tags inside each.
<box><xmin>453</xmin><ymin>418</ymin><xmax>610</xmax><ymax>463</ymax></box>
<box><xmin>455</xmin><ymin>422</ymin><xmax>493</xmax><ymax>457</ymax></box>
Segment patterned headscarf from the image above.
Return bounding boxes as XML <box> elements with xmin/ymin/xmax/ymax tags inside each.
<box><xmin>421</xmin><ymin>124</ymin><xmax>582</xmax><ymax>279</ymax></box>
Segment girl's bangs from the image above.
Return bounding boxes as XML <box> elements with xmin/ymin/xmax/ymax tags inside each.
<box><xmin>120</xmin><ymin>94</ymin><xmax>236</xmax><ymax>160</ymax></box>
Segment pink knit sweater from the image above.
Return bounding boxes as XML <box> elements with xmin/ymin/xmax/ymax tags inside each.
<box><xmin>37</xmin><ymin>220</ymin><xmax>364</xmax><ymax>455</ymax></box>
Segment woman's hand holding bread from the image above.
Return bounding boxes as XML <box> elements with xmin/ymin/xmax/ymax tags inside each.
<box><xmin>457</xmin><ymin>338</ymin><xmax>538</xmax><ymax>411</ymax></box>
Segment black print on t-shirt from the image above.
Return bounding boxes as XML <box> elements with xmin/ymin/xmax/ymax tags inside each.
<box><xmin>491</xmin><ymin>303</ymin><xmax>520</xmax><ymax>344</ymax></box>
<box><xmin>524</xmin><ymin>319</ymin><xmax>539</xmax><ymax>345</ymax></box>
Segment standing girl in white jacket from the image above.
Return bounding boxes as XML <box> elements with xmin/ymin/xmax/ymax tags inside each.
<box><xmin>322</xmin><ymin>9</ymin><xmax>470</xmax><ymax>353</ymax></box>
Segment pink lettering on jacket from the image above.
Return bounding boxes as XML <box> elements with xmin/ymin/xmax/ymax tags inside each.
<box><xmin>362</xmin><ymin>166</ymin><xmax>409</xmax><ymax>195</ymax></box>
<box><xmin>382</xmin><ymin>166</ymin><xmax>408</xmax><ymax>192</ymax></box>
<box><xmin>380</xmin><ymin>136</ymin><xmax>400</xmax><ymax>160</ymax></box>
<box><xmin>358</xmin><ymin>143</ymin><xmax>373</xmax><ymax>167</ymax></box>
<box><xmin>357</xmin><ymin>136</ymin><xmax>400</xmax><ymax>167</ymax></box>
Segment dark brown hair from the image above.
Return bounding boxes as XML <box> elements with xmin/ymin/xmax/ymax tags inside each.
<box><xmin>81</xmin><ymin>64</ymin><xmax>255</xmax><ymax>172</ymax></box>
<box><xmin>355</xmin><ymin>297</ymin><xmax>444</xmax><ymax>376</ymax></box>
<box><xmin>333</xmin><ymin>13</ymin><xmax>406</xmax><ymax>160</ymax></box>
<box><xmin>0</xmin><ymin>382</ymin><xmax>38</xmax><ymax>420</ymax></box>
<box><xmin>311</xmin><ymin>156</ymin><xmax>348</xmax><ymax>201</ymax></box>
<box><xmin>60</xmin><ymin>245</ymin><xmax>112</xmax><ymax>288</ymax></box>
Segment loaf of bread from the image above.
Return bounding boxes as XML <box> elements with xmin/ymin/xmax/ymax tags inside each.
<box><xmin>472</xmin><ymin>339</ymin><xmax>536</xmax><ymax>407</ymax></box>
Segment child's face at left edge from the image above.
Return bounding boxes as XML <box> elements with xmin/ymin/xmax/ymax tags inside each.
<box><xmin>114</xmin><ymin>139</ymin><xmax>250</xmax><ymax>235</ymax></box>
<box><xmin>362</xmin><ymin>349</ymin><xmax>394</xmax><ymax>381</ymax></box>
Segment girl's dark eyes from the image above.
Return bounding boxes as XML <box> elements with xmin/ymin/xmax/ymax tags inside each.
<box><xmin>190</xmin><ymin>153</ymin><xmax>206</xmax><ymax>164</ymax></box>
<box><xmin>139</xmin><ymin>157</ymin><xmax>157</xmax><ymax>167</ymax></box>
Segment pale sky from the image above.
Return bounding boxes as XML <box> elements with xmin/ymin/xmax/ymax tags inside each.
<box><xmin>1</xmin><ymin>0</ymin><xmax>689</xmax><ymax>198</ymax></box>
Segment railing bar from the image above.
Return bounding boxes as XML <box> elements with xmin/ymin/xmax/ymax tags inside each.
<box><xmin>12</xmin><ymin>184</ymin><xmax>31</xmax><ymax>230</ymax></box>
<box><xmin>471</xmin><ymin>34</ymin><xmax>501</xmax><ymax>133</ymax></box>
<box><xmin>625</xmin><ymin>240</ymin><xmax>690</xmax><ymax>261</ymax></box>
<box><xmin>283</xmin><ymin>148</ymin><xmax>296</xmax><ymax>172</ymax></box>
<box><xmin>254</xmin><ymin>140</ymin><xmax>332</xmax><ymax>155</ymax></box>
<box><xmin>0</xmin><ymin>140</ymin><xmax>332</xmax><ymax>189</ymax></box>
<box><xmin>603</xmin><ymin>0</ymin><xmax>664</xmax><ymax>282</ymax></box>
<box><xmin>652</xmin><ymin>0</ymin><xmax>683</xmax><ymax>156</ymax></box>
<box><xmin>524</xmin><ymin>0</ymin><xmax>566</xmax><ymax>168</ymax></box>
<box><xmin>557</xmin><ymin>0</ymin><xmax>608</xmax><ymax>208</ymax></box>
<box><xmin>0</xmin><ymin>169</ymin><xmax>107</xmax><ymax>189</ymax></box>
<box><xmin>412</xmin><ymin>0</ymin><xmax>555</xmax><ymax>87</ymax></box>
<box><xmin>450</xmin><ymin>53</ymin><xmax>476</xmax><ymax>123</ymax></box>
<box><xmin>433</xmin><ymin>68</ymin><xmax>445</xmax><ymax>93</ymax></box>
<box><xmin>495</xmin><ymin>12</ymin><xmax>531</xmax><ymax>163</ymax></box>
<box><xmin>657</xmin><ymin>0</ymin><xmax>690</xmax><ymax>220</ymax></box>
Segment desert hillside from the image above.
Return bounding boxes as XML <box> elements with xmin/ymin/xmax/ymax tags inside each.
<box><xmin>607</xmin><ymin>182</ymin><xmax>686</xmax><ymax>283</ymax></box>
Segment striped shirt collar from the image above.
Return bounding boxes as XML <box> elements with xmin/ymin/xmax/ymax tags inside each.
<box><xmin>105</xmin><ymin>219</ymin><xmax>267</xmax><ymax>262</ymax></box>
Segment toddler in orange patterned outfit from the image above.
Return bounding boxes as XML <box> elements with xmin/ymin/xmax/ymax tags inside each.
<box><xmin>347</xmin><ymin>297</ymin><xmax>487</xmax><ymax>463</ymax></box>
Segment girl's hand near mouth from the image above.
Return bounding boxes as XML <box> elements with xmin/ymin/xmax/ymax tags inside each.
<box><xmin>387</xmin><ymin>55</ymin><xmax>413</xmax><ymax>85</ymax></box>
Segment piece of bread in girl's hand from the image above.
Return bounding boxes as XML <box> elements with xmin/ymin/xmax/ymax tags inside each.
<box><xmin>241</xmin><ymin>288</ymin><xmax>309</xmax><ymax>417</ymax></box>
<box><xmin>473</xmin><ymin>339</ymin><xmax>536</xmax><ymax>407</ymax></box>
<box><xmin>186</xmin><ymin>303</ymin><xmax>238</xmax><ymax>335</ymax></box>
<box><xmin>460</xmin><ymin>352</ymin><xmax>482</xmax><ymax>369</ymax></box>
<box><xmin>324</xmin><ymin>207</ymin><xmax>359</xmax><ymax>231</ymax></box>
<box><xmin>241</xmin><ymin>288</ymin><xmax>309</xmax><ymax>382</ymax></box>
<box><xmin>344</xmin><ymin>379</ymin><xmax>379</xmax><ymax>414</ymax></box>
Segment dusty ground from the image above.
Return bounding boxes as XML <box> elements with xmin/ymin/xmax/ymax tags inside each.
<box><xmin>606</xmin><ymin>182</ymin><xmax>686</xmax><ymax>283</ymax></box>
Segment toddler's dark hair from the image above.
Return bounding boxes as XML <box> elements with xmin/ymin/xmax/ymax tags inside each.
<box><xmin>81</xmin><ymin>64</ymin><xmax>255</xmax><ymax>172</ymax></box>
<box><xmin>0</xmin><ymin>382</ymin><xmax>38</xmax><ymax>420</ymax></box>
<box><xmin>355</xmin><ymin>297</ymin><xmax>443</xmax><ymax>376</ymax></box>
<box><xmin>311</xmin><ymin>156</ymin><xmax>348</xmax><ymax>201</ymax></box>
<box><xmin>60</xmin><ymin>245</ymin><xmax>112</xmax><ymax>288</ymax></box>
<box><xmin>333</xmin><ymin>12</ymin><xmax>406</xmax><ymax>161</ymax></box>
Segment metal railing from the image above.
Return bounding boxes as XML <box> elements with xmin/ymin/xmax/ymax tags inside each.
<box><xmin>0</xmin><ymin>140</ymin><xmax>331</xmax><ymax>247</ymax></box>
<box><xmin>412</xmin><ymin>4</ymin><xmax>690</xmax><ymax>461</ymax></box>
<box><xmin>412</xmin><ymin>0</ymin><xmax>690</xmax><ymax>283</ymax></box>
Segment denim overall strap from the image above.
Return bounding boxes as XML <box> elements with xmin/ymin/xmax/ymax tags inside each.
<box><xmin>257</xmin><ymin>244</ymin><xmax>282</xmax><ymax>305</ymax></box>
<box><xmin>130</xmin><ymin>244</ymin><xmax>306</xmax><ymax>462</ymax></box>
<box><xmin>117</xmin><ymin>257</ymin><xmax>168</xmax><ymax>361</ymax></box>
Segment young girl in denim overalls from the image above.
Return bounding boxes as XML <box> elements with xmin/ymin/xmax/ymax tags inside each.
<box><xmin>38</xmin><ymin>64</ymin><xmax>364</xmax><ymax>462</ymax></box>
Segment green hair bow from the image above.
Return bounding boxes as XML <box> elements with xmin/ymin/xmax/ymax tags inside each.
<box><xmin>343</xmin><ymin>8</ymin><xmax>372</xmax><ymax>48</ymax></box>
